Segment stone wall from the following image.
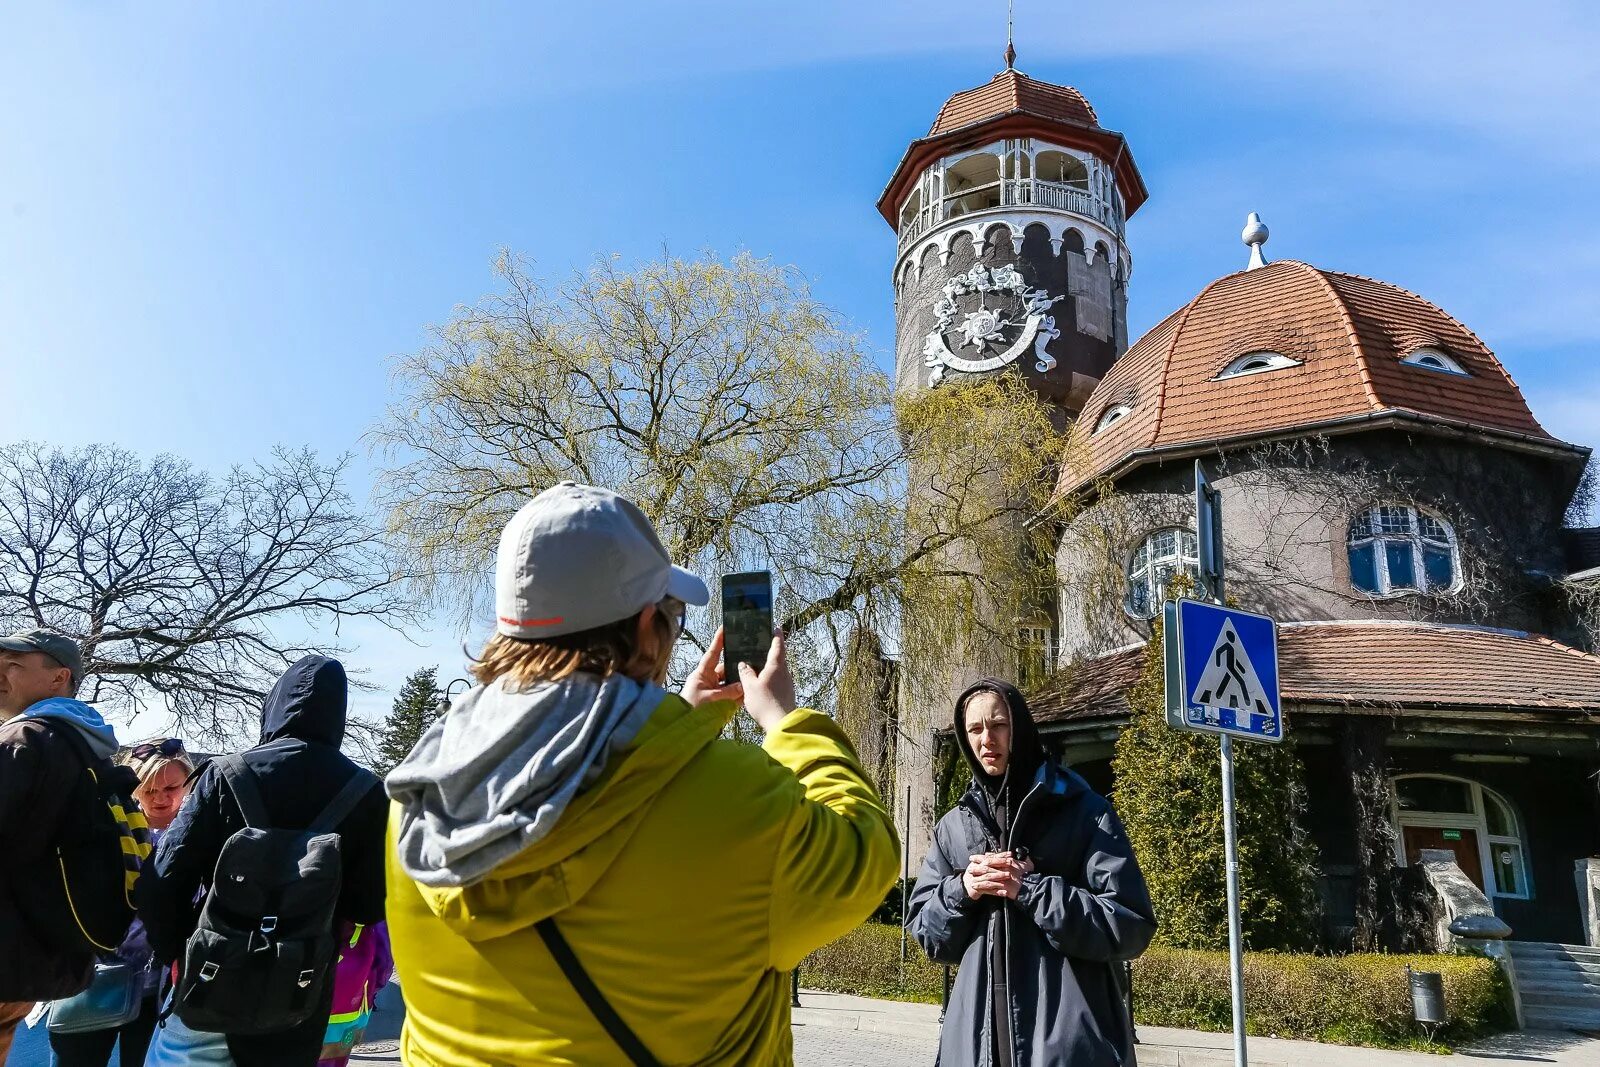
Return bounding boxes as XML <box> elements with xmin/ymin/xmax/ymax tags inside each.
<box><xmin>1054</xmin><ymin>430</ymin><xmax>1585</xmax><ymax>661</ymax></box>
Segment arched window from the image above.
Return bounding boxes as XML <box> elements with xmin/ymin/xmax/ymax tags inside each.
<box><xmin>1126</xmin><ymin>528</ymin><xmax>1199</xmax><ymax>618</ymax></box>
<box><xmin>1348</xmin><ymin>504</ymin><xmax>1459</xmax><ymax>596</ymax></box>
<box><xmin>1392</xmin><ymin>774</ymin><xmax>1530</xmax><ymax>899</ymax></box>
<box><xmin>1216</xmin><ymin>351</ymin><xmax>1300</xmax><ymax>379</ymax></box>
<box><xmin>1094</xmin><ymin>403</ymin><xmax>1132</xmax><ymax>433</ymax></box>
<box><xmin>1401</xmin><ymin>347</ymin><xmax>1469</xmax><ymax>376</ymax></box>
<box><xmin>943</xmin><ymin>152</ymin><xmax>1003</xmax><ymax>218</ymax></box>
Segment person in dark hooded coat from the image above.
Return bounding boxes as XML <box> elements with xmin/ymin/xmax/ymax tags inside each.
<box><xmin>908</xmin><ymin>679</ymin><xmax>1156</xmax><ymax>1067</ymax></box>
<box><xmin>135</xmin><ymin>656</ymin><xmax>388</xmax><ymax>1067</ymax></box>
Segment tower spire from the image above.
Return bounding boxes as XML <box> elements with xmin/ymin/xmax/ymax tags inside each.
<box><xmin>1004</xmin><ymin>0</ymin><xmax>1016</xmax><ymax>69</ymax></box>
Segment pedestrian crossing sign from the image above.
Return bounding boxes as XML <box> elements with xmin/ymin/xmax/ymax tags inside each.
<box><xmin>1163</xmin><ymin>598</ymin><xmax>1283</xmax><ymax>743</ymax></box>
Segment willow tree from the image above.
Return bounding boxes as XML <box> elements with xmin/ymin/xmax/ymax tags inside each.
<box><xmin>373</xmin><ymin>251</ymin><xmax>1066</xmax><ymax>735</ymax></box>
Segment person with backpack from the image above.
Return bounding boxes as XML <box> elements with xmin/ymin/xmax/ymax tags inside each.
<box><xmin>45</xmin><ymin>739</ymin><xmax>195</xmax><ymax>1067</ymax></box>
<box><xmin>908</xmin><ymin>679</ymin><xmax>1156</xmax><ymax>1067</ymax></box>
<box><xmin>385</xmin><ymin>482</ymin><xmax>901</xmax><ymax>1065</ymax></box>
<box><xmin>0</xmin><ymin>629</ymin><xmax>130</xmax><ymax>1065</ymax></box>
<box><xmin>136</xmin><ymin>655</ymin><xmax>388</xmax><ymax>1067</ymax></box>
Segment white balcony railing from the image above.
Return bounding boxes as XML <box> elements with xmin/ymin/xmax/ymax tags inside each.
<box><xmin>897</xmin><ymin>177</ymin><xmax>1124</xmax><ymax>251</ymax></box>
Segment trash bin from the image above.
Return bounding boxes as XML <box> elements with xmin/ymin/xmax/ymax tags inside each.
<box><xmin>1407</xmin><ymin>965</ymin><xmax>1446</xmax><ymax>1026</ymax></box>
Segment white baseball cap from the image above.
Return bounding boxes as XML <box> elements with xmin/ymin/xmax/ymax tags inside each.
<box><xmin>495</xmin><ymin>482</ymin><xmax>709</xmax><ymax>639</ymax></box>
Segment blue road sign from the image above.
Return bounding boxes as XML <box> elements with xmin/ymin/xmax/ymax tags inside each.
<box><xmin>1164</xmin><ymin>598</ymin><xmax>1283</xmax><ymax>743</ymax></box>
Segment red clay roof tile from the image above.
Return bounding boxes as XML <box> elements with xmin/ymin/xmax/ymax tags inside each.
<box><xmin>929</xmin><ymin>70</ymin><xmax>1099</xmax><ymax>136</ymax></box>
<box><xmin>1029</xmin><ymin>622</ymin><xmax>1600</xmax><ymax>725</ymax></box>
<box><xmin>1059</xmin><ymin>262</ymin><xmax>1566</xmax><ymax>495</ymax></box>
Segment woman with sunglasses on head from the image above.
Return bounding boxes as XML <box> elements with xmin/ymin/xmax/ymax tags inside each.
<box><xmin>46</xmin><ymin>738</ymin><xmax>194</xmax><ymax>1067</ymax></box>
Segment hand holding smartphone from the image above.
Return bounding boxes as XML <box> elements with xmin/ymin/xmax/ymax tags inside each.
<box><xmin>720</xmin><ymin>570</ymin><xmax>774</xmax><ymax>681</ymax></box>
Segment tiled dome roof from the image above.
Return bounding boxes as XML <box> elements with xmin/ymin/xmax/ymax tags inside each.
<box><xmin>1060</xmin><ymin>260</ymin><xmax>1570</xmax><ymax>494</ymax></box>
<box><xmin>929</xmin><ymin>70</ymin><xmax>1099</xmax><ymax>136</ymax></box>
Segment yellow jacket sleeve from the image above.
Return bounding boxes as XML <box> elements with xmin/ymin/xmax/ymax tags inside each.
<box><xmin>761</xmin><ymin>708</ymin><xmax>901</xmax><ymax>969</ymax></box>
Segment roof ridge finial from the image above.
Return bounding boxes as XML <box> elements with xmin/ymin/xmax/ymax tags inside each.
<box><xmin>1004</xmin><ymin>0</ymin><xmax>1017</xmax><ymax>70</ymax></box>
<box><xmin>1242</xmin><ymin>211</ymin><xmax>1270</xmax><ymax>270</ymax></box>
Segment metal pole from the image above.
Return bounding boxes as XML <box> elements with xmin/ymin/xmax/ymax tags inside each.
<box><xmin>792</xmin><ymin>967</ymin><xmax>801</xmax><ymax>1009</ymax></box>
<box><xmin>1220</xmin><ymin>733</ymin><xmax>1247</xmax><ymax>1067</ymax></box>
<box><xmin>900</xmin><ymin>786</ymin><xmax>911</xmax><ymax>980</ymax></box>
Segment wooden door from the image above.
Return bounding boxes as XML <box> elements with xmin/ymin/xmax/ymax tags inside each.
<box><xmin>1403</xmin><ymin>825</ymin><xmax>1484</xmax><ymax>891</ymax></box>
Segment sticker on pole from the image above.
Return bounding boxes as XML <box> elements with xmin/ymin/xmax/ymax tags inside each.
<box><xmin>1163</xmin><ymin>598</ymin><xmax>1283</xmax><ymax>743</ymax></box>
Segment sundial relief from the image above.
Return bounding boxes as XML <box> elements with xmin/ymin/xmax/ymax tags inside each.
<box><xmin>921</xmin><ymin>263</ymin><xmax>1063</xmax><ymax>385</ymax></box>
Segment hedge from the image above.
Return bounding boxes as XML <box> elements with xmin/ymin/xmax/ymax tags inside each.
<box><xmin>800</xmin><ymin>924</ymin><xmax>1514</xmax><ymax>1049</ymax></box>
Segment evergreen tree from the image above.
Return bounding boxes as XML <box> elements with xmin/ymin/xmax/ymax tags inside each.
<box><xmin>1111</xmin><ymin>616</ymin><xmax>1319</xmax><ymax>951</ymax></box>
<box><xmin>378</xmin><ymin>666</ymin><xmax>442</xmax><ymax>774</ymax></box>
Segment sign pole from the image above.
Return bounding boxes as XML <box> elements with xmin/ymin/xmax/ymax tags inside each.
<box><xmin>1220</xmin><ymin>733</ymin><xmax>1247</xmax><ymax>1067</ymax></box>
<box><xmin>1198</xmin><ymin>460</ymin><xmax>1248</xmax><ymax>1067</ymax></box>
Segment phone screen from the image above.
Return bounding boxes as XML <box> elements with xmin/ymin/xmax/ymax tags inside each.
<box><xmin>721</xmin><ymin>570</ymin><xmax>774</xmax><ymax>681</ymax></box>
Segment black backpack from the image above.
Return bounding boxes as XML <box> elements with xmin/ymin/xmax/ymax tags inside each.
<box><xmin>173</xmin><ymin>754</ymin><xmax>375</xmax><ymax>1035</ymax></box>
<box><xmin>49</xmin><ymin>727</ymin><xmax>153</xmax><ymax>955</ymax></box>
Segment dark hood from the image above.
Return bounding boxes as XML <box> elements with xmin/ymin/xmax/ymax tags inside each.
<box><xmin>954</xmin><ymin>677</ymin><xmax>1044</xmax><ymax>793</ymax></box>
<box><xmin>260</xmin><ymin>655</ymin><xmax>348</xmax><ymax>746</ymax></box>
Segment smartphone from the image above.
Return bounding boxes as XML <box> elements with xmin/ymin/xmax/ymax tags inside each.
<box><xmin>721</xmin><ymin>570</ymin><xmax>774</xmax><ymax>682</ymax></box>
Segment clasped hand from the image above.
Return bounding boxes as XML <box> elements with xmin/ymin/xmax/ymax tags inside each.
<box><xmin>962</xmin><ymin>850</ymin><xmax>1036</xmax><ymax>901</ymax></box>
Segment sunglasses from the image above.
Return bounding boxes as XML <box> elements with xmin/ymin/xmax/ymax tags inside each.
<box><xmin>131</xmin><ymin>738</ymin><xmax>186</xmax><ymax>761</ymax></box>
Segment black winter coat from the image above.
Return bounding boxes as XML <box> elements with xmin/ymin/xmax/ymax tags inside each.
<box><xmin>135</xmin><ymin>656</ymin><xmax>388</xmax><ymax>1067</ymax></box>
<box><xmin>0</xmin><ymin>718</ymin><xmax>97</xmax><ymax>1001</ymax></box>
<box><xmin>909</xmin><ymin>679</ymin><xmax>1156</xmax><ymax>1067</ymax></box>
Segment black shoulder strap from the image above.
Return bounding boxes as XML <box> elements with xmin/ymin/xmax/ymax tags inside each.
<box><xmin>535</xmin><ymin>918</ymin><xmax>661</xmax><ymax>1067</ymax></box>
<box><xmin>216</xmin><ymin>754</ymin><xmax>270</xmax><ymax>830</ymax></box>
<box><xmin>309</xmin><ymin>769</ymin><xmax>378</xmax><ymax>835</ymax></box>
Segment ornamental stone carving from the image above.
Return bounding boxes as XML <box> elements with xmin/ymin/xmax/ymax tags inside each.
<box><xmin>921</xmin><ymin>263</ymin><xmax>1063</xmax><ymax>385</ymax></box>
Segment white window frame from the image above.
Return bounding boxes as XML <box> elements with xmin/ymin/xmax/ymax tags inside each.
<box><xmin>1401</xmin><ymin>347</ymin><xmax>1470</xmax><ymax>376</ymax></box>
<box><xmin>1215</xmin><ymin>350</ymin><xmax>1301</xmax><ymax>380</ymax></box>
<box><xmin>1347</xmin><ymin>504</ymin><xmax>1462</xmax><ymax>597</ymax></box>
<box><xmin>1125</xmin><ymin>527</ymin><xmax>1200</xmax><ymax>619</ymax></box>
<box><xmin>1094</xmin><ymin>403</ymin><xmax>1132</xmax><ymax>433</ymax></box>
<box><xmin>1016</xmin><ymin>624</ymin><xmax>1055</xmax><ymax>683</ymax></box>
<box><xmin>1389</xmin><ymin>773</ymin><xmax>1531</xmax><ymax>901</ymax></box>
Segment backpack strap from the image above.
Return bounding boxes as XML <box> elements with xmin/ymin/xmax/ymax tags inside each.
<box><xmin>216</xmin><ymin>755</ymin><xmax>270</xmax><ymax>830</ymax></box>
<box><xmin>535</xmin><ymin>918</ymin><xmax>661</xmax><ymax>1067</ymax></box>
<box><xmin>308</xmin><ymin>770</ymin><xmax>378</xmax><ymax>835</ymax></box>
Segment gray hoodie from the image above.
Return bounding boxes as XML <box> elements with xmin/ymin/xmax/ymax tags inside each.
<box><xmin>386</xmin><ymin>671</ymin><xmax>664</xmax><ymax>888</ymax></box>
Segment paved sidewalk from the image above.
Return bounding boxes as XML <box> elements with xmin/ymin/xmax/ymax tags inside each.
<box><xmin>14</xmin><ymin>985</ymin><xmax>1599</xmax><ymax>1064</ymax></box>
<box><xmin>792</xmin><ymin>989</ymin><xmax>1600</xmax><ymax>1066</ymax></box>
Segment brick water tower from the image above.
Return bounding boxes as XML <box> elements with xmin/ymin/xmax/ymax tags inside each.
<box><xmin>879</xmin><ymin>48</ymin><xmax>1149</xmax><ymax>859</ymax></box>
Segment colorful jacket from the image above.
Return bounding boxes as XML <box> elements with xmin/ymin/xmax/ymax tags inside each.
<box><xmin>319</xmin><ymin>920</ymin><xmax>395</xmax><ymax>1065</ymax></box>
<box><xmin>385</xmin><ymin>694</ymin><xmax>900</xmax><ymax>1066</ymax></box>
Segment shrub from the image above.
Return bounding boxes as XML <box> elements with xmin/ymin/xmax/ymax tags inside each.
<box><xmin>1112</xmin><ymin>613</ymin><xmax>1321</xmax><ymax>951</ymax></box>
<box><xmin>799</xmin><ymin>921</ymin><xmax>947</xmax><ymax>1004</ymax></box>
<box><xmin>801</xmin><ymin>924</ymin><xmax>1513</xmax><ymax>1049</ymax></box>
<box><xmin>1132</xmin><ymin>945</ymin><xmax>1512</xmax><ymax>1047</ymax></box>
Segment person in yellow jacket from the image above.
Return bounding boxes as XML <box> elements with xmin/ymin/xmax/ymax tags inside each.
<box><xmin>384</xmin><ymin>482</ymin><xmax>900</xmax><ymax>1066</ymax></box>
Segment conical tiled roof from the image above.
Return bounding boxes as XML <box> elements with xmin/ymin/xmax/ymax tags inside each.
<box><xmin>929</xmin><ymin>70</ymin><xmax>1099</xmax><ymax>136</ymax></box>
<box><xmin>1059</xmin><ymin>260</ymin><xmax>1579</xmax><ymax>494</ymax></box>
<box><xmin>879</xmin><ymin>68</ymin><xmax>1148</xmax><ymax>226</ymax></box>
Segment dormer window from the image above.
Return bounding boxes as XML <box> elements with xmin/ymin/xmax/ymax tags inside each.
<box><xmin>1401</xmin><ymin>347</ymin><xmax>1469</xmax><ymax>376</ymax></box>
<box><xmin>1094</xmin><ymin>403</ymin><xmax>1133</xmax><ymax>433</ymax></box>
<box><xmin>1216</xmin><ymin>351</ymin><xmax>1300</xmax><ymax>380</ymax></box>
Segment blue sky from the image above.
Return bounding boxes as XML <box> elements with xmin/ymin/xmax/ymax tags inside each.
<box><xmin>4</xmin><ymin>1</ymin><xmax>1598</xmax><ymax>729</ymax></box>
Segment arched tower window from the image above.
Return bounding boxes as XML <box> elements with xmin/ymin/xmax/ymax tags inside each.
<box><xmin>1347</xmin><ymin>504</ymin><xmax>1460</xmax><ymax>596</ymax></box>
<box><xmin>1125</xmin><ymin>527</ymin><xmax>1199</xmax><ymax>618</ymax></box>
<box><xmin>1392</xmin><ymin>774</ymin><xmax>1530</xmax><ymax>899</ymax></box>
<box><xmin>943</xmin><ymin>152</ymin><xmax>1003</xmax><ymax>218</ymax></box>
<box><xmin>1035</xmin><ymin>150</ymin><xmax>1089</xmax><ymax>190</ymax></box>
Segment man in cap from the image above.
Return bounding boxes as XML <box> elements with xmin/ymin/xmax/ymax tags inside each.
<box><xmin>0</xmin><ymin>629</ymin><xmax>122</xmax><ymax>1063</ymax></box>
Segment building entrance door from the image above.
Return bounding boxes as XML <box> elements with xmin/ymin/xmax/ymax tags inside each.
<box><xmin>1403</xmin><ymin>825</ymin><xmax>1485</xmax><ymax>891</ymax></box>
